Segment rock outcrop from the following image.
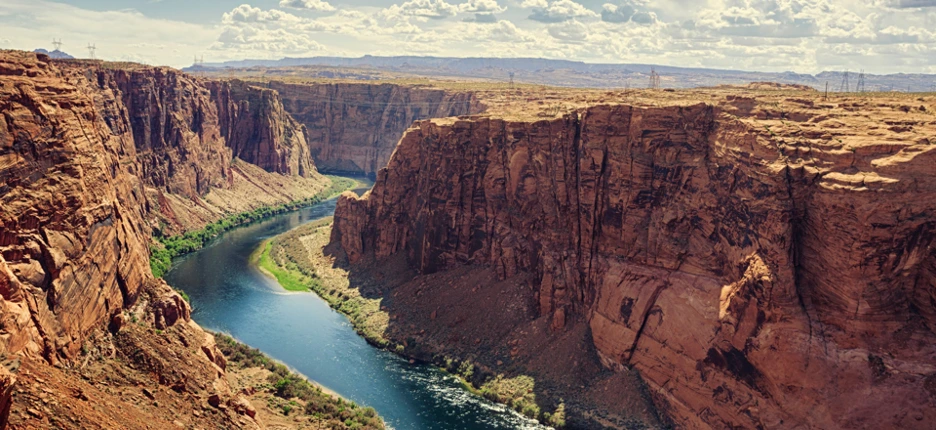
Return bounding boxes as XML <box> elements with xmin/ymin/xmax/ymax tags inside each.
<box><xmin>269</xmin><ymin>81</ymin><xmax>483</xmax><ymax>176</ymax></box>
<box><xmin>212</xmin><ymin>80</ymin><xmax>314</xmax><ymax>177</ymax></box>
<box><xmin>332</xmin><ymin>101</ymin><xmax>936</xmax><ymax>428</ymax></box>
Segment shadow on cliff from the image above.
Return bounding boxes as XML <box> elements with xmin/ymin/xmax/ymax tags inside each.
<box><xmin>321</xmin><ymin>241</ymin><xmax>666</xmax><ymax>429</ymax></box>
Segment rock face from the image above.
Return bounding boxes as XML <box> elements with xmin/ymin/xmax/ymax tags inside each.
<box><xmin>0</xmin><ymin>49</ymin><xmax>327</xmax><ymax>428</ymax></box>
<box><xmin>212</xmin><ymin>80</ymin><xmax>314</xmax><ymax>177</ymax></box>
<box><xmin>332</xmin><ymin>102</ymin><xmax>936</xmax><ymax>428</ymax></box>
<box><xmin>0</xmin><ymin>51</ymin><xmax>317</xmax><ymax>364</ymax></box>
<box><xmin>269</xmin><ymin>81</ymin><xmax>483</xmax><ymax>176</ymax></box>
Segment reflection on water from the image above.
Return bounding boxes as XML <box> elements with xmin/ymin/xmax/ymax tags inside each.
<box><xmin>164</xmin><ymin>186</ymin><xmax>548</xmax><ymax>430</ymax></box>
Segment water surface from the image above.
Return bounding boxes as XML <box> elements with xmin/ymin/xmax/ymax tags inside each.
<box><xmin>164</xmin><ymin>185</ymin><xmax>547</xmax><ymax>430</ymax></box>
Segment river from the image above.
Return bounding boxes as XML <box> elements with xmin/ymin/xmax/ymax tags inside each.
<box><xmin>163</xmin><ymin>182</ymin><xmax>548</xmax><ymax>430</ymax></box>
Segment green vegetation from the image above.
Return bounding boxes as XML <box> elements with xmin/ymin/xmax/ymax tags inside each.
<box><xmin>214</xmin><ymin>332</ymin><xmax>384</xmax><ymax>429</ymax></box>
<box><xmin>259</xmin><ymin>219</ymin><xmax>390</xmax><ymax>346</ymax></box>
<box><xmin>253</xmin><ymin>239</ymin><xmax>316</xmax><ymax>292</ymax></box>
<box><xmin>480</xmin><ymin>375</ymin><xmax>540</xmax><ymax>419</ymax></box>
<box><xmin>149</xmin><ymin>176</ymin><xmax>357</xmax><ymax>278</ymax></box>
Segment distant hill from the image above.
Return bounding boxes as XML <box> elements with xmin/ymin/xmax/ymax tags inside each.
<box><xmin>188</xmin><ymin>55</ymin><xmax>936</xmax><ymax>92</ymax></box>
<box><xmin>34</xmin><ymin>48</ymin><xmax>75</xmax><ymax>60</ymax></box>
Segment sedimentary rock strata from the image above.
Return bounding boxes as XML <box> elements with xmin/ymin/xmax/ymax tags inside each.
<box><xmin>0</xmin><ymin>50</ymin><xmax>330</xmax><ymax>428</ymax></box>
<box><xmin>269</xmin><ymin>81</ymin><xmax>482</xmax><ymax>176</ymax></box>
<box><xmin>332</xmin><ymin>97</ymin><xmax>936</xmax><ymax>428</ymax></box>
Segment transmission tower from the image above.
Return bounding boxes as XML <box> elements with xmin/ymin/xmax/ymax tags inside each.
<box><xmin>856</xmin><ymin>69</ymin><xmax>866</xmax><ymax>93</ymax></box>
<box><xmin>508</xmin><ymin>71</ymin><xmax>515</xmax><ymax>88</ymax></box>
<box><xmin>52</xmin><ymin>38</ymin><xmax>62</xmax><ymax>51</ymax></box>
<box><xmin>87</xmin><ymin>43</ymin><xmax>96</xmax><ymax>60</ymax></box>
<box><xmin>839</xmin><ymin>70</ymin><xmax>850</xmax><ymax>93</ymax></box>
<box><xmin>649</xmin><ymin>67</ymin><xmax>661</xmax><ymax>89</ymax></box>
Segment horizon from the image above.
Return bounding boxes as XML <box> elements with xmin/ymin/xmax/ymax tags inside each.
<box><xmin>1</xmin><ymin>0</ymin><xmax>935</xmax><ymax>75</ymax></box>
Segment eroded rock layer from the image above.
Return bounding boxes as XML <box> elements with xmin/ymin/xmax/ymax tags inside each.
<box><xmin>269</xmin><ymin>81</ymin><xmax>483</xmax><ymax>176</ymax></box>
<box><xmin>333</xmin><ymin>101</ymin><xmax>936</xmax><ymax>428</ymax></box>
<box><xmin>0</xmin><ymin>51</ymin><xmax>328</xmax><ymax>428</ymax></box>
<box><xmin>212</xmin><ymin>80</ymin><xmax>314</xmax><ymax>178</ymax></box>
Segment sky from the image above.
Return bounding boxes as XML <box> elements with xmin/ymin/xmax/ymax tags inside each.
<box><xmin>1</xmin><ymin>0</ymin><xmax>935</xmax><ymax>74</ymax></box>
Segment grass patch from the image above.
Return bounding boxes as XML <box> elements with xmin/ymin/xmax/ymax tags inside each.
<box><xmin>254</xmin><ymin>240</ymin><xmax>312</xmax><ymax>292</ymax></box>
<box><xmin>257</xmin><ymin>218</ymin><xmax>390</xmax><ymax>347</ymax></box>
<box><xmin>214</xmin><ymin>332</ymin><xmax>385</xmax><ymax>429</ymax></box>
<box><xmin>150</xmin><ymin>175</ymin><xmax>358</xmax><ymax>278</ymax></box>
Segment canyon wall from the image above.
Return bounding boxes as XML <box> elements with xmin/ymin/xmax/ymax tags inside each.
<box><xmin>0</xmin><ymin>51</ymin><xmax>330</xmax><ymax>427</ymax></box>
<box><xmin>0</xmin><ymin>51</ymin><xmax>326</xmax><ymax>362</ymax></box>
<box><xmin>269</xmin><ymin>81</ymin><xmax>483</xmax><ymax>176</ymax></box>
<box><xmin>212</xmin><ymin>80</ymin><xmax>314</xmax><ymax>177</ymax></box>
<box><xmin>332</xmin><ymin>103</ymin><xmax>936</xmax><ymax>428</ymax></box>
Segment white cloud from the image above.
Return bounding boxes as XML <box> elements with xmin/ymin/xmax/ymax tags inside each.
<box><xmin>222</xmin><ymin>5</ymin><xmax>301</xmax><ymax>24</ymax></box>
<box><xmin>278</xmin><ymin>0</ymin><xmax>336</xmax><ymax>12</ymax></box>
<box><xmin>381</xmin><ymin>0</ymin><xmax>459</xmax><ymax>20</ymax></box>
<box><xmin>459</xmin><ymin>0</ymin><xmax>507</xmax><ymax>13</ymax></box>
<box><xmin>0</xmin><ymin>0</ymin><xmax>934</xmax><ymax>74</ymax></box>
<box><xmin>524</xmin><ymin>0</ymin><xmax>598</xmax><ymax>23</ymax></box>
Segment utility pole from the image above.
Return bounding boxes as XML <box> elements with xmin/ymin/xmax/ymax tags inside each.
<box><xmin>52</xmin><ymin>38</ymin><xmax>62</xmax><ymax>51</ymax></box>
<box><xmin>649</xmin><ymin>67</ymin><xmax>661</xmax><ymax>89</ymax></box>
<box><xmin>87</xmin><ymin>43</ymin><xmax>96</xmax><ymax>60</ymax></box>
<box><xmin>825</xmin><ymin>81</ymin><xmax>829</xmax><ymax>100</ymax></box>
<box><xmin>839</xmin><ymin>70</ymin><xmax>849</xmax><ymax>93</ymax></box>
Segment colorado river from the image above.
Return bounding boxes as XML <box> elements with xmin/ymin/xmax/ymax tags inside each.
<box><xmin>163</xmin><ymin>181</ymin><xmax>547</xmax><ymax>430</ymax></box>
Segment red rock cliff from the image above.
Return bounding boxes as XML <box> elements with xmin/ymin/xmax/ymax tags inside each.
<box><xmin>0</xmin><ymin>51</ymin><xmax>316</xmax><ymax>363</ymax></box>
<box><xmin>332</xmin><ymin>102</ymin><xmax>936</xmax><ymax>428</ymax></box>
<box><xmin>269</xmin><ymin>81</ymin><xmax>483</xmax><ymax>176</ymax></box>
<box><xmin>212</xmin><ymin>79</ymin><xmax>314</xmax><ymax>177</ymax></box>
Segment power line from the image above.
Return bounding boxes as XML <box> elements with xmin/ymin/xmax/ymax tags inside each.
<box><xmin>649</xmin><ymin>67</ymin><xmax>661</xmax><ymax>89</ymax></box>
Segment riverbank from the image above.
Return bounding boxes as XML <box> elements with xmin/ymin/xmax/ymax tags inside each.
<box><xmin>150</xmin><ymin>175</ymin><xmax>364</xmax><ymax>278</ymax></box>
<box><xmin>256</xmin><ymin>218</ymin><xmax>566</xmax><ymax>428</ymax></box>
<box><xmin>214</xmin><ymin>332</ymin><xmax>385</xmax><ymax>429</ymax></box>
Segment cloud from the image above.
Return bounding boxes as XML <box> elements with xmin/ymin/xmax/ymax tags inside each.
<box><xmin>459</xmin><ymin>0</ymin><xmax>506</xmax><ymax>13</ymax></box>
<box><xmin>214</xmin><ymin>26</ymin><xmax>325</xmax><ymax>53</ymax></box>
<box><xmin>601</xmin><ymin>4</ymin><xmax>636</xmax><ymax>23</ymax></box>
<box><xmin>278</xmin><ymin>0</ymin><xmax>336</xmax><ymax>12</ymax></box>
<box><xmin>381</xmin><ymin>0</ymin><xmax>459</xmax><ymax>20</ymax></box>
<box><xmin>222</xmin><ymin>5</ymin><xmax>301</xmax><ymax>24</ymax></box>
<box><xmin>523</xmin><ymin>0</ymin><xmax>598</xmax><ymax>23</ymax></box>
<box><xmin>548</xmin><ymin>20</ymin><xmax>589</xmax><ymax>42</ymax></box>
<box><xmin>464</xmin><ymin>12</ymin><xmax>498</xmax><ymax>23</ymax></box>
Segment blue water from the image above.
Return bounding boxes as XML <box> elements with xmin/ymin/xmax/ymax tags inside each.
<box><xmin>163</xmin><ymin>185</ymin><xmax>547</xmax><ymax>430</ymax></box>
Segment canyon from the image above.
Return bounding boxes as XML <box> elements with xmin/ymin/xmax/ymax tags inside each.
<box><xmin>2</xmin><ymin>45</ymin><xmax>935</xmax><ymax>430</ymax></box>
<box><xmin>331</xmin><ymin>93</ymin><xmax>936</xmax><ymax>428</ymax></box>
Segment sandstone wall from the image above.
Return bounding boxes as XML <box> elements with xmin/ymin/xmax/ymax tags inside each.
<box><xmin>269</xmin><ymin>81</ymin><xmax>483</xmax><ymax>176</ymax></box>
<box><xmin>0</xmin><ymin>51</ymin><xmax>319</xmax><ymax>363</ymax></box>
<box><xmin>332</xmin><ymin>104</ymin><xmax>936</xmax><ymax>428</ymax></box>
<box><xmin>212</xmin><ymin>80</ymin><xmax>314</xmax><ymax>177</ymax></box>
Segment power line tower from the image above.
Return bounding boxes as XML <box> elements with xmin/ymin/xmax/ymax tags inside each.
<box><xmin>52</xmin><ymin>38</ymin><xmax>62</xmax><ymax>51</ymax></box>
<box><xmin>649</xmin><ymin>67</ymin><xmax>661</xmax><ymax>89</ymax></box>
<box><xmin>856</xmin><ymin>69</ymin><xmax>866</xmax><ymax>93</ymax></box>
<box><xmin>87</xmin><ymin>43</ymin><xmax>96</xmax><ymax>60</ymax></box>
<box><xmin>839</xmin><ymin>70</ymin><xmax>849</xmax><ymax>93</ymax></box>
<box><xmin>508</xmin><ymin>71</ymin><xmax>515</xmax><ymax>89</ymax></box>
